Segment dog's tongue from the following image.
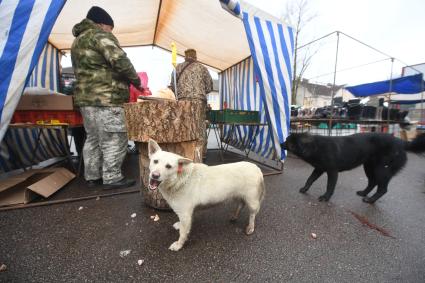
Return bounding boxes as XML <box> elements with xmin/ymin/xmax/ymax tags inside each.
<box><xmin>149</xmin><ymin>179</ymin><xmax>160</xmax><ymax>191</ymax></box>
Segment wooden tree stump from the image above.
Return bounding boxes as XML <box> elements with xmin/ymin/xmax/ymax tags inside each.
<box><xmin>124</xmin><ymin>100</ymin><xmax>203</xmax><ymax>210</ymax></box>
<box><xmin>124</xmin><ymin>100</ymin><xmax>203</xmax><ymax>143</ymax></box>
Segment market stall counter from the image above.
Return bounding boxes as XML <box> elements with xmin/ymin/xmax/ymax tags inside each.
<box><xmin>124</xmin><ymin>99</ymin><xmax>203</xmax><ymax>210</ymax></box>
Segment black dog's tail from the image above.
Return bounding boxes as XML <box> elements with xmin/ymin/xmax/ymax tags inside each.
<box><xmin>405</xmin><ymin>133</ymin><xmax>425</xmax><ymax>153</ymax></box>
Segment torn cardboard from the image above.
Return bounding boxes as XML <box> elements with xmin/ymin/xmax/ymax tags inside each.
<box><xmin>400</xmin><ymin>128</ymin><xmax>417</xmax><ymax>141</ymax></box>
<box><xmin>0</xmin><ymin>167</ymin><xmax>75</xmax><ymax>207</ymax></box>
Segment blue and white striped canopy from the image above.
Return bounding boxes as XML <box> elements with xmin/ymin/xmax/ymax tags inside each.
<box><xmin>27</xmin><ymin>42</ymin><xmax>61</xmax><ymax>92</ymax></box>
<box><xmin>220</xmin><ymin>7</ymin><xmax>294</xmax><ymax>160</ymax></box>
<box><xmin>219</xmin><ymin>0</ymin><xmax>242</xmax><ymax>18</ymax></box>
<box><xmin>0</xmin><ymin>0</ymin><xmax>65</xmax><ymax>142</ymax></box>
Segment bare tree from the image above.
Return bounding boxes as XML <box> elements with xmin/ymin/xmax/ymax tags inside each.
<box><xmin>281</xmin><ymin>0</ymin><xmax>316</xmax><ymax>105</ymax></box>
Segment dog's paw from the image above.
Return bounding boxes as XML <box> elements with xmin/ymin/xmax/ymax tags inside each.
<box><xmin>172</xmin><ymin>222</ymin><xmax>180</xmax><ymax>230</ymax></box>
<box><xmin>299</xmin><ymin>187</ymin><xmax>308</xmax><ymax>194</ymax></box>
<box><xmin>362</xmin><ymin>197</ymin><xmax>375</xmax><ymax>204</ymax></box>
<box><xmin>245</xmin><ymin>225</ymin><xmax>255</xmax><ymax>235</ymax></box>
<box><xmin>356</xmin><ymin>190</ymin><xmax>367</xmax><ymax>197</ymax></box>
<box><xmin>169</xmin><ymin>241</ymin><xmax>183</xmax><ymax>251</ymax></box>
<box><xmin>318</xmin><ymin>195</ymin><xmax>330</xmax><ymax>202</ymax></box>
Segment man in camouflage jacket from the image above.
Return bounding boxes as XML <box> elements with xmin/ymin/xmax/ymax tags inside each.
<box><xmin>71</xmin><ymin>6</ymin><xmax>141</xmax><ymax>189</ymax></box>
<box><xmin>170</xmin><ymin>49</ymin><xmax>213</xmax><ymax>159</ymax></box>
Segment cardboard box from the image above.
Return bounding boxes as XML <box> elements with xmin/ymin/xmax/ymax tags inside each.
<box><xmin>16</xmin><ymin>95</ymin><xmax>74</xmax><ymax>111</ymax></box>
<box><xmin>0</xmin><ymin>167</ymin><xmax>75</xmax><ymax>207</ymax></box>
<box><xmin>400</xmin><ymin>128</ymin><xmax>417</xmax><ymax>141</ymax></box>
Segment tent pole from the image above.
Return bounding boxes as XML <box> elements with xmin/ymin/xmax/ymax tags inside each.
<box><xmin>153</xmin><ymin>0</ymin><xmax>163</xmax><ymax>44</ymax></box>
<box><xmin>421</xmin><ymin>73</ymin><xmax>424</xmax><ymax>129</ymax></box>
<box><xmin>387</xmin><ymin>58</ymin><xmax>394</xmax><ymax>133</ymax></box>
<box><xmin>328</xmin><ymin>31</ymin><xmax>340</xmax><ymax>136</ymax></box>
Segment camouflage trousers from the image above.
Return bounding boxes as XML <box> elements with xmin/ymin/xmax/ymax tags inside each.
<box><xmin>198</xmin><ymin>102</ymin><xmax>208</xmax><ymax>158</ymax></box>
<box><xmin>80</xmin><ymin>106</ymin><xmax>128</xmax><ymax>184</ymax></box>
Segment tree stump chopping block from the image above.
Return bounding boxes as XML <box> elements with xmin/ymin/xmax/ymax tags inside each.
<box><xmin>124</xmin><ymin>100</ymin><xmax>203</xmax><ymax>210</ymax></box>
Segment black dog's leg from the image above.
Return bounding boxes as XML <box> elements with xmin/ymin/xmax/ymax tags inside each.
<box><xmin>357</xmin><ymin>181</ymin><xmax>376</xmax><ymax>197</ymax></box>
<box><xmin>318</xmin><ymin>170</ymin><xmax>338</xmax><ymax>201</ymax></box>
<box><xmin>363</xmin><ymin>184</ymin><xmax>388</xmax><ymax>204</ymax></box>
<box><xmin>357</xmin><ymin>162</ymin><xmax>377</xmax><ymax>197</ymax></box>
<box><xmin>363</xmin><ymin>173</ymin><xmax>391</xmax><ymax>204</ymax></box>
<box><xmin>300</xmin><ymin>168</ymin><xmax>323</xmax><ymax>193</ymax></box>
<box><xmin>363</xmin><ymin>166</ymin><xmax>391</xmax><ymax>203</ymax></box>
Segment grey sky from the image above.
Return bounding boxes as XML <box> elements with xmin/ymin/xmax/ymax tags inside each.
<box><xmin>246</xmin><ymin>0</ymin><xmax>425</xmax><ymax>85</ymax></box>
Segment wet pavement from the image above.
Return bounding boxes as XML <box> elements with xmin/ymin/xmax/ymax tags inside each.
<box><xmin>0</xmin><ymin>150</ymin><xmax>424</xmax><ymax>282</ymax></box>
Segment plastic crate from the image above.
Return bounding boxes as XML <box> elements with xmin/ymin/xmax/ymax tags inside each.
<box><xmin>58</xmin><ymin>111</ymin><xmax>83</xmax><ymax>125</ymax></box>
<box><xmin>11</xmin><ymin>111</ymin><xmax>32</xmax><ymax>123</ymax></box>
<box><xmin>215</xmin><ymin>109</ymin><xmax>260</xmax><ymax>123</ymax></box>
<box><xmin>12</xmin><ymin>110</ymin><xmax>83</xmax><ymax>125</ymax></box>
<box><xmin>207</xmin><ymin>110</ymin><xmax>219</xmax><ymax>122</ymax></box>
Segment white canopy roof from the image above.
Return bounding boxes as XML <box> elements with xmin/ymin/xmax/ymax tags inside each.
<box><xmin>50</xmin><ymin>0</ymin><xmax>280</xmax><ymax>71</ymax></box>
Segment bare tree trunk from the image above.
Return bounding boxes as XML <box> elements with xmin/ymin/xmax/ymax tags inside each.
<box><xmin>291</xmin><ymin>13</ymin><xmax>301</xmax><ymax>105</ymax></box>
<box><xmin>284</xmin><ymin>0</ymin><xmax>316</xmax><ymax>106</ymax></box>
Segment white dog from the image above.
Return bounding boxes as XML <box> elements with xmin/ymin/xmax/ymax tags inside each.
<box><xmin>148</xmin><ymin>139</ymin><xmax>265</xmax><ymax>251</ymax></box>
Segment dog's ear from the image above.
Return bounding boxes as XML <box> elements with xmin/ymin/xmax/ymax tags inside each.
<box><xmin>177</xmin><ymin>158</ymin><xmax>193</xmax><ymax>174</ymax></box>
<box><xmin>148</xmin><ymin>139</ymin><xmax>161</xmax><ymax>158</ymax></box>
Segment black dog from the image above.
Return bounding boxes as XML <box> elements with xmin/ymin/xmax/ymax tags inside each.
<box><xmin>281</xmin><ymin>132</ymin><xmax>425</xmax><ymax>203</ymax></box>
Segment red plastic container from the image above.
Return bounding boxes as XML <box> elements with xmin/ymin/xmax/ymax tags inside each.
<box><xmin>129</xmin><ymin>72</ymin><xmax>152</xmax><ymax>102</ymax></box>
<box><xmin>12</xmin><ymin>110</ymin><xmax>83</xmax><ymax>126</ymax></box>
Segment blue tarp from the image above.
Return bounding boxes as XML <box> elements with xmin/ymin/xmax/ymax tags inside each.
<box><xmin>346</xmin><ymin>74</ymin><xmax>424</xmax><ymax>97</ymax></box>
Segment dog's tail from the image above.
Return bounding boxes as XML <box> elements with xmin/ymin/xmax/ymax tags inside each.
<box><xmin>405</xmin><ymin>133</ymin><xmax>425</xmax><ymax>153</ymax></box>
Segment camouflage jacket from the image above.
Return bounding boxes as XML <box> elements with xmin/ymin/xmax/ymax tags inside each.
<box><xmin>170</xmin><ymin>60</ymin><xmax>213</xmax><ymax>102</ymax></box>
<box><xmin>71</xmin><ymin>19</ymin><xmax>140</xmax><ymax>107</ymax></box>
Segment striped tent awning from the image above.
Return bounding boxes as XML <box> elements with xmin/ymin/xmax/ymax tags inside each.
<box><xmin>27</xmin><ymin>42</ymin><xmax>61</xmax><ymax>92</ymax></box>
<box><xmin>220</xmin><ymin>7</ymin><xmax>294</xmax><ymax>161</ymax></box>
<box><xmin>0</xmin><ymin>0</ymin><xmax>66</xmax><ymax>143</ymax></box>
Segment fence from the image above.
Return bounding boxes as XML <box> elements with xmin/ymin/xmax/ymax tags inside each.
<box><xmin>290</xmin><ymin>118</ymin><xmax>405</xmax><ymax>137</ymax></box>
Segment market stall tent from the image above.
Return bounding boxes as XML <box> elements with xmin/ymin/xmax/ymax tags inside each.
<box><xmin>346</xmin><ymin>74</ymin><xmax>425</xmax><ymax>97</ymax></box>
<box><xmin>346</xmin><ymin>73</ymin><xmax>425</xmax><ymax>106</ymax></box>
<box><xmin>49</xmin><ymin>0</ymin><xmax>284</xmax><ymax>71</ymax></box>
<box><xmin>0</xmin><ymin>0</ymin><xmax>294</xmax><ymax>164</ymax></box>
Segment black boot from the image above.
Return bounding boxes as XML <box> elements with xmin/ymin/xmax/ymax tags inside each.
<box><xmin>103</xmin><ymin>178</ymin><xmax>136</xmax><ymax>190</ymax></box>
<box><xmin>87</xmin><ymin>178</ymin><xmax>103</xmax><ymax>188</ymax></box>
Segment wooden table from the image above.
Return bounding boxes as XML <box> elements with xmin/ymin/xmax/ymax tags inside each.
<box><xmin>208</xmin><ymin>122</ymin><xmax>269</xmax><ymax>159</ymax></box>
<box><xmin>7</xmin><ymin>123</ymin><xmax>81</xmax><ymax>172</ymax></box>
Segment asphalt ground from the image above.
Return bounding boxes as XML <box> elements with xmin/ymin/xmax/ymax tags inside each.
<box><xmin>1</xmin><ymin>149</ymin><xmax>425</xmax><ymax>282</ymax></box>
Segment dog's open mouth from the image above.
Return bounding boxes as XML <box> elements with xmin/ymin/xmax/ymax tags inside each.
<box><xmin>149</xmin><ymin>178</ymin><xmax>161</xmax><ymax>191</ymax></box>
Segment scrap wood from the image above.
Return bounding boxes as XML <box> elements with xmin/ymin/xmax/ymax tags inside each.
<box><xmin>0</xmin><ymin>189</ymin><xmax>139</xmax><ymax>212</ymax></box>
<box><xmin>349</xmin><ymin>210</ymin><xmax>395</xmax><ymax>239</ymax></box>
